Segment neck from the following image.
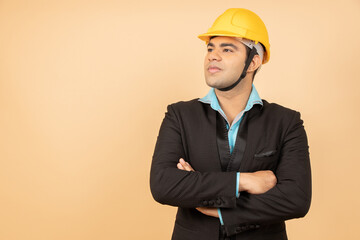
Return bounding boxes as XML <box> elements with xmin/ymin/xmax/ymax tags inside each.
<box><xmin>214</xmin><ymin>77</ymin><xmax>253</xmax><ymax>125</ymax></box>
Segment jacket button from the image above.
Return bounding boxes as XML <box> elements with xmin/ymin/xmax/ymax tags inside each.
<box><xmin>208</xmin><ymin>200</ymin><xmax>214</xmax><ymax>206</ymax></box>
<box><xmin>255</xmin><ymin>224</ymin><xmax>260</xmax><ymax>229</ymax></box>
<box><xmin>216</xmin><ymin>199</ymin><xmax>222</xmax><ymax>205</ymax></box>
<box><xmin>202</xmin><ymin>200</ymin><xmax>208</xmax><ymax>206</ymax></box>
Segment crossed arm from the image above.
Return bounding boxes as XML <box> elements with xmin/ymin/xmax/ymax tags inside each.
<box><xmin>176</xmin><ymin>158</ymin><xmax>277</xmax><ymax>218</ymax></box>
<box><xmin>150</xmin><ymin>105</ymin><xmax>311</xmax><ymax>234</ymax></box>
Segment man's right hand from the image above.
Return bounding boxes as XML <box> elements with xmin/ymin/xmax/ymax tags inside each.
<box><xmin>239</xmin><ymin>170</ymin><xmax>277</xmax><ymax>194</ymax></box>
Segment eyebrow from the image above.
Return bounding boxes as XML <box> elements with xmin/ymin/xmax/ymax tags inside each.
<box><xmin>207</xmin><ymin>42</ymin><xmax>238</xmax><ymax>50</ymax></box>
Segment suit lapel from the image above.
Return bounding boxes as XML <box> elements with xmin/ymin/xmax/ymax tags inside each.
<box><xmin>203</xmin><ymin>104</ymin><xmax>224</xmax><ymax>171</ymax></box>
<box><xmin>216</xmin><ymin>112</ymin><xmax>231</xmax><ymax>171</ymax></box>
<box><xmin>238</xmin><ymin>105</ymin><xmax>262</xmax><ymax>172</ymax></box>
<box><xmin>200</xmin><ymin>102</ymin><xmax>263</xmax><ymax>172</ymax></box>
<box><xmin>214</xmin><ymin>104</ymin><xmax>262</xmax><ymax>172</ymax></box>
<box><xmin>226</xmin><ymin>112</ymin><xmax>249</xmax><ymax>172</ymax></box>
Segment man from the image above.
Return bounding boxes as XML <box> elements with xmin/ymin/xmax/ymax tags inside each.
<box><xmin>150</xmin><ymin>8</ymin><xmax>311</xmax><ymax>240</ymax></box>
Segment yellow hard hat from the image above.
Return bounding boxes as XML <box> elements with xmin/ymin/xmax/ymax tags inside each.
<box><xmin>198</xmin><ymin>8</ymin><xmax>270</xmax><ymax>64</ymax></box>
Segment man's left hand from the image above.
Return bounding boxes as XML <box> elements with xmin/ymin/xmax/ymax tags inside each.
<box><xmin>195</xmin><ymin>206</ymin><xmax>219</xmax><ymax>218</ymax></box>
<box><xmin>177</xmin><ymin>158</ymin><xmax>219</xmax><ymax>218</ymax></box>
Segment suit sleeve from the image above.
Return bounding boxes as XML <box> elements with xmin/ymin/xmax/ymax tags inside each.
<box><xmin>220</xmin><ymin>111</ymin><xmax>312</xmax><ymax>236</ymax></box>
<box><xmin>150</xmin><ymin>104</ymin><xmax>238</xmax><ymax>208</ymax></box>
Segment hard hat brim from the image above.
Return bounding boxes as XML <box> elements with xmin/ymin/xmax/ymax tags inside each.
<box><xmin>198</xmin><ymin>31</ymin><xmax>270</xmax><ymax>64</ymax></box>
<box><xmin>198</xmin><ymin>30</ymin><xmax>246</xmax><ymax>43</ymax></box>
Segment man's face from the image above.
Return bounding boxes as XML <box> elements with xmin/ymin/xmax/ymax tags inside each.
<box><xmin>204</xmin><ymin>36</ymin><xmax>247</xmax><ymax>89</ymax></box>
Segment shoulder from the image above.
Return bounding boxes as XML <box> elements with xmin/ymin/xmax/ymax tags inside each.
<box><xmin>169</xmin><ymin>98</ymin><xmax>200</xmax><ymax>109</ymax></box>
<box><xmin>262</xmin><ymin>99</ymin><xmax>301</xmax><ymax>118</ymax></box>
<box><xmin>261</xmin><ymin>99</ymin><xmax>304</xmax><ymax>131</ymax></box>
<box><xmin>164</xmin><ymin>99</ymin><xmax>213</xmax><ymax>123</ymax></box>
<box><xmin>167</xmin><ymin>98</ymin><xmax>207</xmax><ymax>114</ymax></box>
<box><xmin>168</xmin><ymin>98</ymin><xmax>201</xmax><ymax>109</ymax></box>
<box><xmin>261</xmin><ymin>99</ymin><xmax>304</xmax><ymax>127</ymax></box>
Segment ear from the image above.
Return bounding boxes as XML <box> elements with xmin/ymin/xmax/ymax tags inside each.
<box><xmin>247</xmin><ymin>55</ymin><xmax>262</xmax><ymax>73</ymax></box>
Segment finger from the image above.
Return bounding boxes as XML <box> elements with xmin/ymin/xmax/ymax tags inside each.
<box><xmin>179</xmin><ymin>158</ymin><xmax>186</xmax><ymax>165</ymax></box>
<box><xmin>179</xmin><ymin>158</ymin><xmax>192</xmax><ymax>171</ymax></box>
<box><xmin>197</xmin><ymin>208</ymin><xmax>209</xmax><ymax>216</ymax></box>
<box><xmin>179</xmin><ymin>159</ymin><xmax>190</xmax><ymax>171</ymax></box>
<box><xmin>185</xmin><ymin>162</ymin><xmax>195</xmax><ymax>171</ymax></box>
<box><xmin>179</xmin><ymin>158</ymin><xmax>195</xmax><ymax>172</ymax></box>
<box><xmin>182</xmin><ymin>161</ymin><xmax>194</xmax><ymax>171</ymax></box>
<box><xmin>196</xmin><ymin>207</ymin><xmax>203</xmax><ymax>213</ymax></box>
<box><xmin>177</xmin><ymin>163</ymin><xmax>185</xmax><ymax>170</ymax></box>
<box><xmin>183</xmin><ymin>163</ymin><xmax>192</xmax><ymax>172</ymax></box>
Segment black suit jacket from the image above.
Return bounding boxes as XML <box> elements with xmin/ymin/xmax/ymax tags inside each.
<box><xmin>150</xmin><ymin>99</ymin><xmax>311</xmax><ymax>240</ymax></box>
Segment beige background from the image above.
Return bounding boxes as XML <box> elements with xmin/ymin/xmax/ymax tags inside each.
<box><xmin>0</xmin><ymin>0</ymin><xmax>359</xmax><ymax>239</ymax></box>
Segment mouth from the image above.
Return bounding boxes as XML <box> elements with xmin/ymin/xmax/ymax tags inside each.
<box><xmin>207</xmin><ymin>66</ymin><xmax>222</xmax><ymax>74</ymax></box>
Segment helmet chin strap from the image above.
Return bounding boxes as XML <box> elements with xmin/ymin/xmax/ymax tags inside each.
<box><xmin>218</xmin><ymin>47</ymin><xmax>258</xmax><ymax>92</ymax></box>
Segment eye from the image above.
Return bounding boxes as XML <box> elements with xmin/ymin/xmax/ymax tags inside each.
<box><xmin>223</xmin><ymin>48</ymin><xmax>233</xmax><ymax>53</ymax></box>
<box><xmin>207</xmin><ymin>48</ymin><xmax>213</xmax><ymax>52</ymax></box>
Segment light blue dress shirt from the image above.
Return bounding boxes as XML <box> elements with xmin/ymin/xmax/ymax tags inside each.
<box><xmin>198</xmin><ymin>84</ymin><xmax>263</xmax><ymax>225</ymax></box>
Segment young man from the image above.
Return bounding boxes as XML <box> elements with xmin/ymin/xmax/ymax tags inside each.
<box><xmin>150</xmin><ymin>8</ymin><xmax>311</xmax><ymax>240</ymax></box>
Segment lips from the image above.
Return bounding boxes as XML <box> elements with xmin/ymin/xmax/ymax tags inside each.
<box><xmin>208</xmin><ymin>66</ymin><xmax>222</xmax><ymax>74</ymax></box>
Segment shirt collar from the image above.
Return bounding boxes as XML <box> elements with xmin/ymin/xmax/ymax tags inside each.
<box><xmin>198</xmin><ymin>84</ymin><xmax>263</xmax><ymax>114</ymax></box>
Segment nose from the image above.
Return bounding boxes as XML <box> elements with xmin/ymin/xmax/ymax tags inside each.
<box><xmin>207</xmin><ymin>49</ymin><xmax>222</xmax><ymax>61</ymax></box>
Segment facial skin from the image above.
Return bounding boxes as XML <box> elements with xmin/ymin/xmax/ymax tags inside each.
<box><xmin>204</xmin><ymin>36</ymin><xmax>248</xmax><ymax>89</ymax></box>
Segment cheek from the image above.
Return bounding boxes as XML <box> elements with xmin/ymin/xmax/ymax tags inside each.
<box><xmin>204</xmin><ymin>55</ymin><xmax>209</xmax><ymax>65</ymax></box>
<box><xmin>229</xmin><ymin>58</ymin><xmax>245</xmax><ymax>73</ymax></box>
<box><xmin>204</xmin><ymin>57</ymin><xmax>211</xmax><ymax>73</ymax></box>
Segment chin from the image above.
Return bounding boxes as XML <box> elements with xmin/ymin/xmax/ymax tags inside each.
<box><xmin>205</xmin><ymin>78</ymin><xmax>228</xmax><ymax>89</ymax></box>
<box><xmin>204</xmin><ymin>79</ymin><xmax>217</xmax><ymax>88</ymax></box>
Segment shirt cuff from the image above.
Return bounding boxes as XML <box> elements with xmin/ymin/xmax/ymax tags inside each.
<box><xmin>236</xmin><ymin>172</ymin><xmax>240</xmax><ymax>198</ymax></box>
<box><xmin>218</xmin><ymin>208</ymin><xmax>224</xmax><ymax>225</ymax></box>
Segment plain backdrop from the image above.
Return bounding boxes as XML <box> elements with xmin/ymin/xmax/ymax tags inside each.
<box><xmin>0</xmin><ymin>0</ymin><xmax>359</xmax><ymax>239</ymax></box>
